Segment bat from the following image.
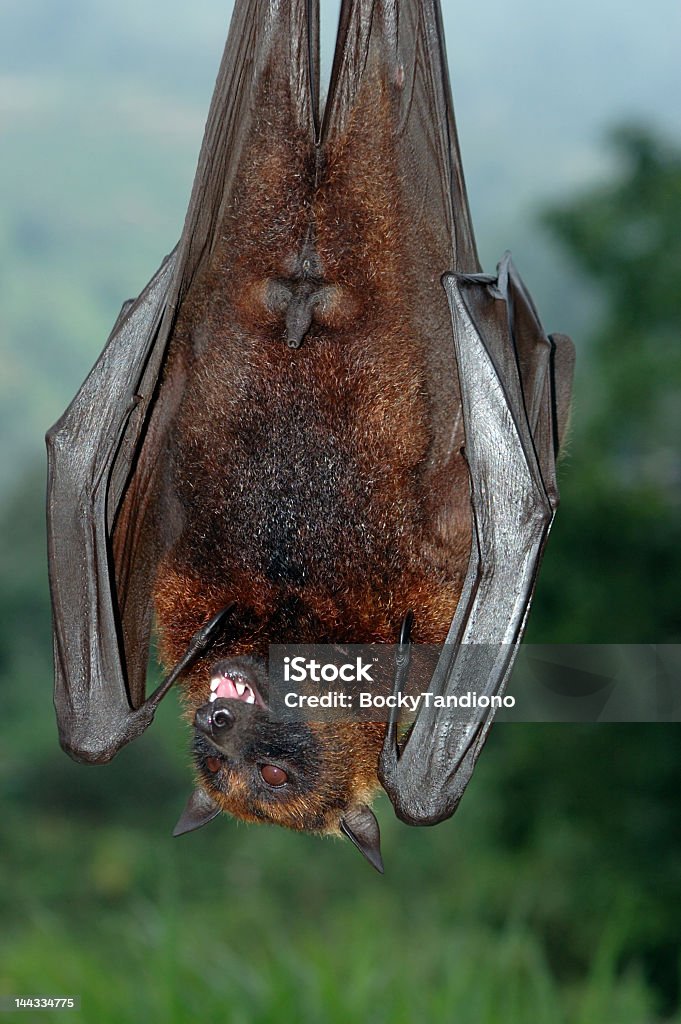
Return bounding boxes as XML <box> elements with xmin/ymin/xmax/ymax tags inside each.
<box><xmin>46</xmin><ymin>0</ymin><xmax>574</xmax><ymax>872</ymax></box>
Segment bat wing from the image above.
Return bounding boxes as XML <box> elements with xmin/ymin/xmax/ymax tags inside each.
<box><xmin>46</xmin><ymin>0</ymin><xmax>318</xmax><ymax>763</ymax></box>
<box><xmin>47</xmin><ymin>255</ymin><xmax>177</xmax><ymax>762</ymax></box>
<box><xmin>322</xmin><ymin>0</ymin><xmax>479</xmax><ymax>274</ymax></box>
<box><xmin>380</xmin><ymin>255</ymin><xmax>575</xmax><ymax>824</ymax></box>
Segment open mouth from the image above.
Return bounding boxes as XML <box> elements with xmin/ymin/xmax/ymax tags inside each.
<box><xmin>208</xmin><ymin>661</ymin><xmax>267</xmax><ymax>708</ymax></box>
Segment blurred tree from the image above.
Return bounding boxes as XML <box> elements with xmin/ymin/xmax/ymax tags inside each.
<box><xmin>0</xmin><ymin>469</ymin><xmax>52</xmax><ymax>674</ymax></box>
<box><xmin>530</xmin><ymin>124</ymin><xmax>681</xmax><ymax>643</ymax></box>
<box><xmin>507</xmin><ymin>125</ymin><xmax>681</xmax><ymax>1011</ymax></box>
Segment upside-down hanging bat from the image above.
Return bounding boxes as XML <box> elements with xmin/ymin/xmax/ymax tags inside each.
<box><xmin>46</xmin><ymin>0</ymin><xmax>574</xmax><ymax>872</ymax></box>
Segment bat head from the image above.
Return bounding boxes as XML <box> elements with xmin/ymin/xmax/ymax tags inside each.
<box><xmin>173</xmin><ymin>656</ymin><xmax>385</xmax><ymax>872</ymax></box>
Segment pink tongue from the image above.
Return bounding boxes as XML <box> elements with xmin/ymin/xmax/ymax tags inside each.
<box><xmin>216</xmin><ymin>676</ymin><xmax>240</xmax><ymax>700</ymax></box>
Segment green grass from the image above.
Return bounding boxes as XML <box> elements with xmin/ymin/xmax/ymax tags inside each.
<box><xmin>1</xmin><ymin>867</ymin><xmax>670</xmax><ymax>1024</ymax></box>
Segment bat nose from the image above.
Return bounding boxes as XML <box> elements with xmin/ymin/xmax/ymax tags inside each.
<box><xmin>194</xmin><ymin>698</ymin><xmax>235</xmax><ymax>738</ymax></box>
<box><xmin>212</xmin><ymin>704</ymin><xmax>234</xmax><ymax>730</ymax></box>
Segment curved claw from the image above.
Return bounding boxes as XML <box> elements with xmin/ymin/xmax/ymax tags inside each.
<box><xmin>399</xmin><ymin>609</ymin><xmax>414</xmax><ymax>651</ymax></box>
<box><xmin>188</xmin><ymin>603</ymin><xmax>237</xmax><ymax>658</ymax></box>
<box><xmin>381</xmin><ymin>611</ymin><xmax>415</xmax><ymax>772</ymax></box>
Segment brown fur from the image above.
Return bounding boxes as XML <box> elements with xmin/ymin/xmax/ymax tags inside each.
<box><xmin>152</xmin><ymin>66</ymin><xmax>470</xmax><ymax>835</ymax></box>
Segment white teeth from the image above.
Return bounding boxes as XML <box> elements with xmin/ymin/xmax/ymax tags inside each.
<box><xmin>208</xmin><ymin>676</ymin><xmax>257</xmax><ymax>704</ymax></box>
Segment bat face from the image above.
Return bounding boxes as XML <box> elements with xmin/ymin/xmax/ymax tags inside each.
<box><xmin>190</xmin><ymin>665</ymin><xmax>385</xmax><ymax>836</ymax></box>
<box><xmin>157</xmin><ymin>566</ymin><xmax>461</xmax><ymax>841</ymax></box>
<box><xmin>47</xmin><ymin>0</ymin><xmax>573</xmax><ymax>868</ymax></box>
<box><xmin>174</xmin><ymin>651</ymin><xmax>391</xmax><ymax>868</ymax></box>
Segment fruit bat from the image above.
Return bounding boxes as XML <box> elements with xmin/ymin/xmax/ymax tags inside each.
<box><xmin>46</xmin><ymin>0</ymin><xmax>574</xmax><ymax>872</ymax></box>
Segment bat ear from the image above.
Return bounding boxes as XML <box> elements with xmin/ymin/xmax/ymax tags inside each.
<box><xmin>340</xmin><ymin>805</ymin><xmax>384</xmax><ymax>874</ymax></box>
<box><xmin>172</xmin><ymin>787</ymin><xmax>221</xmax><ymax>837</ymax></box>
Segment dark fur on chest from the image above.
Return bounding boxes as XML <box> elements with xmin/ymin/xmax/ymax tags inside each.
<box><xmin>170</xmin><ymin>339</ymin><xmax>429</xmax><ymax>589</ymax></box>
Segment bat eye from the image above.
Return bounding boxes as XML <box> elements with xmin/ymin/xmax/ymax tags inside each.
<box><xmin>260</xmin><ymin>764</ymin><xmax>288</xmax><ymax>787</ymax></box>
<box><xmin>205</xmin><ymin>756</ymin><xmax>222</xmax><ymax>773</ymax></box>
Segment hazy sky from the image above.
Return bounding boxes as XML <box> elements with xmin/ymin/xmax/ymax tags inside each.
<box><xmin>5</xmin><ymin>0</ymin><xmax>680</xmax><ymax>240</ymax></box>
<box><xmin>102</xmin><ymin>0</ymin><xmax>681</xmax><ymax>254</ymax></box>
<box><xmin>147</xmin><ymin>0</ymin><xmax>681</xmax><ymax>221</ymax></box>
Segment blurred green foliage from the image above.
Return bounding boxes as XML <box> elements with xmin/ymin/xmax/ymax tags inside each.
<box><xmin>1</xmin><ymin>125</ymin><xmax>680</xmax><ymax>1022</ymax></box>
<box><xmin>530</xmin><ymin>125</ymin><xmax>681</xmax><ymax>645</ymax></box>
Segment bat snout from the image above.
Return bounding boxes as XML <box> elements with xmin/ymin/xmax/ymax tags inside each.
<box><xmin>193</xmin><ymin>695</ymin><xmax>261</xmax><ymax>758</ymax></box>
<box><xmin>212</xmin><ymin>705</ymin><xmax>233</xmax><ymax>730</ymax></box>
<box><xmin>195</xmin><ymin>697</ymin><xmax>236</xmax><ymax>739</ymax></box>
